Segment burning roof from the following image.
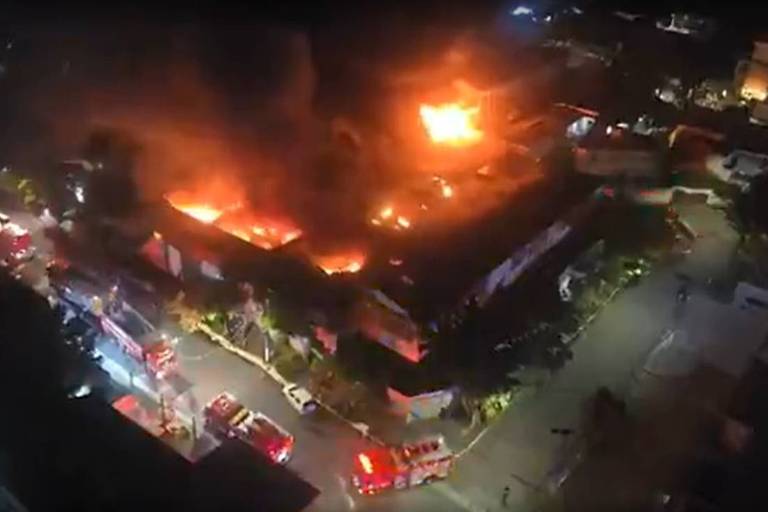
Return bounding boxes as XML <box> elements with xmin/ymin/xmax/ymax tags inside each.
<box><xmin>165</xmin><ymin>191</ymin><xmax>303</xmax><ymax>252</ymax></box>
<box><xmin>419</xmin><ymin>102</ymin><xmax>483</xmax><ymax>147</ymax></box>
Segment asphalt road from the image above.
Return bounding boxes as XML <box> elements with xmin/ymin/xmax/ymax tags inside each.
<box><xmin>0</xmin><ymin>200</ymin><xmax>466</xmax><ymax>512</ymax></box>
<box><xmin>171</xmin><ymin>330</ymin><xmax>468</xmax><ymax>512</ymax></box>
<box><xmin>439</xmin><ymin>199</ymin><xmax>741</xmax><ymax>511</ymax></box>
<box><xmin>3</xmin><ymin>194</ymin><xmax>740</xmax><ymax>512</ymax></box>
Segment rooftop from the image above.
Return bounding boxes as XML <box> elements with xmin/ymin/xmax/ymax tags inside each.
<box><xmin>579</xmin><ymin>126</ymin><xmax>660</xmax><ymax>152</ymax></box>
<box><xmin>356</xmin><ymin>170</ymin><xmax>596</xmax><ymax>324</ymax></box>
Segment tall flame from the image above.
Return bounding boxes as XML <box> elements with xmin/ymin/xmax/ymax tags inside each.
<box><xmin>420</xmin><ymin>102</ymin><xmax>483</xmax><ymax>146</ymax></box>
<box><xmin>165</xmin><ymin>190</ymin><xmax>302</xmax><ymax>251</ymax></box>
<box><xmin>166</xmin><ymin>191</ymin><xmax>227</xmax><ymax>224</ymax></box>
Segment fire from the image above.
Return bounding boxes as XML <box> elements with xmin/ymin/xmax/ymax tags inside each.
<box><xmin>371</xmin><ymin>204</ymin><xmax>414</xmax><ymax>230</ymax></box>
<box><xmin>171</xmin><ymin>203</ymin><xmax>224</xmax><ymax>224</ymax></box>
<box><xmin>166</xmin><ymin>190</ymin><xmax>302</xmax><ymax>251</ymax></box>
<box><xmin>314</xmin><ymin>252</ymin><xmax>366</xmax><ymax>275</ymax></box>
<box><xmin>741</xmin><ymin>80</ymin><xmax>767</xmax><ymax>102</ymax></box>
<box><xmin>165</xmin><ymin>190</ymin><xmax>237</xmax><ymax>224</ymax></box>
<box><xmin>188</xmin><ymin>205</ymin><xmax>223</xmax><ymax>223</ymax></box>
<box><xmin>434</xmin><ymin>176</ymin><xmax>454</xmax><ymax>199</ymax></box>
<box><xmin>216</xmin><ymin>212</ymin><xmax>303</xmax><ymax>251</ymax></box>
<box><xmin>420</xmin><ymin>102</ymin><xmax>483</xmax><ymax>146</ymax></box>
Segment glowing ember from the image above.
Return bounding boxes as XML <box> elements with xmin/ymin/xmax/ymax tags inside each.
<box><xmin>380</xmin><ymin>206</ymin><xmax>394</xmax><ymax>219</ymax></box>
<box><xmin>396</xmin><ymin>216</ymin><xmax>411</xmax><ymax>229</ymax></box>
<box><xmin>441</xmin><ymin>184</ymin><xmax>454</xmax><ymax>198</ymax></box>
<box><xmin>217</xmin><ymin>214</ymin><xmax>303</xmax><ymax>251</ymax></box>
<box><xmin>420</xmin><ymin>102</ymin><xmax>483</xmax><ymax>146</ymax></box>
<box><xmin>314</xmin><ymin>252</ymin><xmax>366</xmax><ymax>275</ymax></box>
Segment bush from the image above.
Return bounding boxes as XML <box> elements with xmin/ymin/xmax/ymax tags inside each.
<box><xmin>273</xmin><ymin>349</ymin><xmax>307</xmax><ymax>381</ymax></box>
<box><xmin>480</xmin><ymin>388</ymin><xmax>521</xmax><ymax>422</ymax></box>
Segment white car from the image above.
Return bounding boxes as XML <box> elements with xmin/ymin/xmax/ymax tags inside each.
<box><xmin>282</xmin><ymin>384</ymin><xmax>318</xmax><ymax>415</ymax></box>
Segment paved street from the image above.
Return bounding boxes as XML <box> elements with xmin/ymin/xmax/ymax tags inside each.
<box><xmin>172</xmin><ymin>330</ymin><xmax>467</xmax><ymax>512</ymax></box>
<box><xmin>0</xmin><ymin>199</ymin><xmax>467</xmax><ymax>512</ymax></box>
<box><xmin>156</xmin><ymin>198</ymin><xmax>742</xmax><ymax>512</ymax></box>
<box><xmin>1</xmin><ymin>194</ymin><xmax>745</xmax><ymax>512</ymax></box>
<box><xmin>440</xmin><ymin>199</ymin><xmax>741</xmax><ymax>511</ymax></box>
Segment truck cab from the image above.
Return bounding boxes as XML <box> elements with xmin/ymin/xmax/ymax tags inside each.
<box><xmin>204</xmin><ymin>392</ymin><xmax>294</xmax><ymax>464</ymax></box>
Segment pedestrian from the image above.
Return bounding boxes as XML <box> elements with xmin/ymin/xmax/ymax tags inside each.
<box><xmin>501</xmin><ymin>485</ymin><xmax>510</xmax><ymax>508</ymax></box>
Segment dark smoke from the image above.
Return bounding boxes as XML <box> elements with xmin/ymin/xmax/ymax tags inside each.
<box><xmin>3</xmin><ymin>7</ymin><xmax>496</xmax><ymax>249</ymax></box>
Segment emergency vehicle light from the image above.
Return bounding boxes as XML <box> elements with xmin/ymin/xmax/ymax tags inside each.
<box><xmin>358</xmin><ymin>453</ymin><xmax>374</xmax><ymax>474</ymax></box>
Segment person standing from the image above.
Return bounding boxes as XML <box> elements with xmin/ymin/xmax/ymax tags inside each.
<box><xmin>501</xmin><ymin>486</ymin><xmax>510</xmax><ymax>507</ymax></box>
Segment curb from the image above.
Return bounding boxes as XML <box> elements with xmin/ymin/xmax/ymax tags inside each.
<box><xmin>562</xmin><ymin>285</ymin><xmax>622</xmax><ymax>346</ymax></box>
<box><xmin>196</xmin><ymin>323</ymin><xmax>386</xmax><ymax>445</ymax></box>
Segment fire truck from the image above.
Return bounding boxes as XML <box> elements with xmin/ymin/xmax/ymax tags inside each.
<box><xmin>351</xmin><ymin>435</ymin><xmax>455</xmax><ymax>494</ymax></box>
<box><xmin>0</xmin><ymin>212</ymin><xmax>34</xmax><ymax>266</ymax></box>
<box><xmin>49</xmin><ymin>263</ymin><xmax>178</xmax><ymax>378</ymax></box>
<box><xmin>101</xmin><ymin>301</ymin><xmax>178</xmax><ymax>379</ymax></box>
<box><xmin>204</xmin><ymin>392</ymin><xmax>294</xmax><ymax>464</ymax></box>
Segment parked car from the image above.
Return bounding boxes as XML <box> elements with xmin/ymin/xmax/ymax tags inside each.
<box><xmin>282</xmin><ymin>384</ymin><xmax>318</xmax><ymax>415</ymax></box>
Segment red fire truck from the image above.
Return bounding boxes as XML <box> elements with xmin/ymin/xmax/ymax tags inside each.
<box><xmin>351</xmin><ymin>435</ymin><xmax>455</xmax><ymax>495</ymax></box>
<box><xmin>204</xmin><ymin>392</ymin><xmax>294</xmax><ymax>464</ymax></box>
<box><xmin>101</xmin><ymin>302</ymin><xmax>178</xmax><ymax>379</ymax></box>
<box><xmin>49</xmin><ymin>263</ymin><xmax>177</xmax><ymax>379</ymax></box>
<box><xmin>0</xmin><ymin>212</ymin><xmax>33</xmax><ymax>266</ymax></box>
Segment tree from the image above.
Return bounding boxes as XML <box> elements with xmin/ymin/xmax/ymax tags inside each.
<box><xmin>80</xmin><ymin>128</ymin><xmax>141</xmax><ymax>218</ymax></box>
<box><xmin>165</xmin><ymin>292</ymin><xmax>204</xmax><ymax>333</ymax></box>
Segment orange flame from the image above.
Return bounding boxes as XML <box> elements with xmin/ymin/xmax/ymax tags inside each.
<box><xmin>420</xmin><ymin>102</ymin><xmax>483</xmax><ymax>146</ymax></box>
<box><xmin>166</xmin><ymin>196</ymin><xmax>224</xmax><ymax>224</ymax></box>
<box><xmin>314</xmin><ymin>252</ymin><xmax>366</xmax><ymax>275</ymax></box>
<box><xmin>165</xmin><ymin>190</ymin><xmax>302</xmax><ymax>251</ymax></box>
<box><xmin>165</xmin><ymin>190</ymin><xmax>241</xmax><ymax>224</ymax></box>
<box><xmin>396</xmin><ymin>216</ymin><xmax>411</xmax><ymax>229</ymax></box>
<box><xmin>216</xmin><ymin>213</ymin><xmax>302</xmax><ymax>251</ymax></box>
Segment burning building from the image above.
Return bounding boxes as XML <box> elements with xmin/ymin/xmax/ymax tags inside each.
<box><xmin>736</xmin><ymin>36</ymin><xmax>768</xmax><ymax>125</ymax></box>
<box><xmin>59</xmin><ymin>25</ymin><xmax>597</xmax><ymax>410</ymax></box>
<box><xmin>120</xmin><ymin>61</ymin><xmax>599</xmax><ymax>409</ymax></box>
